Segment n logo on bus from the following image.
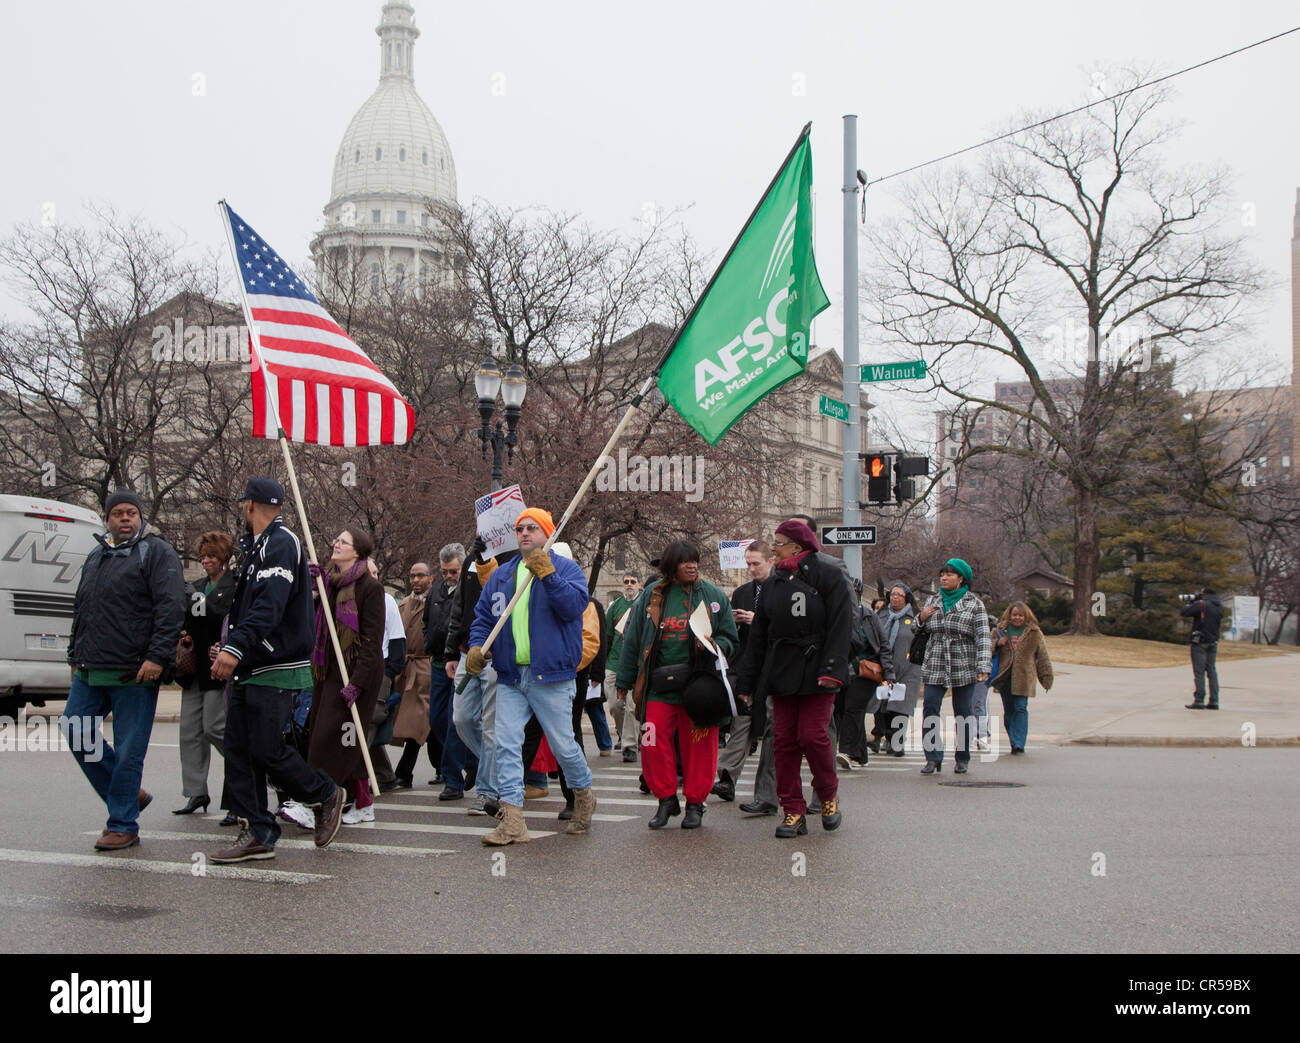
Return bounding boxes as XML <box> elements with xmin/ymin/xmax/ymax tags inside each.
<box><xmin>2</xmin><ymin>532</ymin><xmax>81</xmax><ymax>583</ymax></box>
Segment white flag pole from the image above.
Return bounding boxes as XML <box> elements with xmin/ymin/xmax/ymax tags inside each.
<box><xmin>217</xmin><ymin>200</ymin><xmax>378</xmax><ymax>794</ymax></box>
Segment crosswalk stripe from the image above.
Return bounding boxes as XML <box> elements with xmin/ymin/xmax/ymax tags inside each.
<box><xmin>337</xmin><ymin>820</ymin><xmax>558</xmax><ymax>840</ymax></box>
<box><xmin>377</xmin><ymin>803</ymin><xmax>638</xmax><ymax>823</ymax></box>
<box><xmin>0</xmin><ymin>847</ymin><xmax>329</xmax><ymax>884</ymax></box>
<box><xmin>83</xmin><ymin>830</ymin><xmax>455</xmax><ymax>857</ymax></box>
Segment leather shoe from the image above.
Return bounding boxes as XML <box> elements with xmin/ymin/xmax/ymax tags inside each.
<box><xmin>638</xmin><ymin>774</ymin><xmax>650</xmax><ymax>794</ymax></box>
<box><xmin>954</xmin><ymin>763</ymin><xmax>968</xmax><ymax>774</ymax></box>
<box><xmin>94</xmin><ymin>831</ymin><xmax>139</xmax><ymax>851</ymax></box>
<box><xmin>314</xmin><ymin>788</ymin><xmax>345</xmax><ymax>848</ymax></box>
<box><xmin>866</xmin><ymin>739</ymin><xmax>881</xmax><ymax>754</ymax></box>
<box><xmin>648</xmin><ymin>796</ymin><xmax>681</xmax><ymax>829</ymax></box>
<box><xmin>172</xmin><ymin>795</ymin><xmax>210</xmax><ymax>815</ymax></box>
<box><xmin>921</xmin><ymin>761</ymin><xmax>939</xmax><ymax>775</ymax></box>
<box><xmin>438</xmin><ymin>787</ymin><xmax>464</xmax><ymax>802</ymax></box>
<box><xmin>138</xmin><ymin>789</ymin><xmax>152</xmax><ymax>813</ymax></box>
<box><xmin>774</xmin><ymin>813</ymin><xmax>807</xmax><ymax>838</ymax></box>
<box><xmin>1206</xmin><ymin>703</ymin><xmax>1219</xmax><ymax>710</ymax></box>
<box><xmin>711</xmin><ymin>769</ymin><xmax>735</xmax><ymax>802</ymax></box>
<box><xmin>622</xmin><ymin>747</ymin><xmax>638</xmax><ymax>763</ymax></box>
<box><xmin>1185</xmin><ymin>702</ymin><xmax>1206</xmax><ymax>710</ymax></box>
<box><xmin>219</xmin><ymin>811</ymin><xmax>239</xmax><ymax>826</ymax></box>
<box><xmin>681</xmin><ymin>802</ymin><xmax>705</xmax><ymax>829</ymax></box>
<box><xmin>558</xmin><ymin>803</ymin><xmax>575</xmax><ymax>821</ymax></box>
<box><xmin>394</xmin><ymin>777</ymin><xmax>413</xmax><ymax>789</ymax></box>
<box><xmin>820</xmin><ymin>796</ymin><xmax>842</xmax><ymax>831</ymax></box>
<box><xmin>740</xmin><ymin>800</ymin><xmax>778</xmax><ymax>816</ymax></box>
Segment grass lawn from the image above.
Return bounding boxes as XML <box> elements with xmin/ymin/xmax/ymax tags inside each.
<box><xmin>1043</xmin><ymin>634</ymin><xmax>1299</xmax><ymax>668</ymax></box>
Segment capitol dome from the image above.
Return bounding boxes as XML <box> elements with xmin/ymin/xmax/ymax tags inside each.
<box><xmin>312</xmin><ymin>1</ymin><xmax>459</xmax><ymax>297</ymax></box>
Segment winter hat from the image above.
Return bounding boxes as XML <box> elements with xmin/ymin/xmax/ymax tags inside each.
<box><xmin>516</xmin><ymin>507</ymin><xmax>555</xmax><ymax>538</ymax></box>
<box><xmin>776</xmin><ymin>518</ymin><xmax>820</xmax><ymax>553</ymax></box>
<box><xmin>104</xmin><ymin>489</ymin><xmax>144</xmax><ymax>515</ymax></box>
<box><xmin>943</xmin><ymin>558</ymin><xmax>973</xmax><ymax>585</ymax></box>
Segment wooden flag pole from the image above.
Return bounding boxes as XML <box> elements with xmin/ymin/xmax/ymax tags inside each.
<box><xmin>455</xmin><ymin>372</ymin><xmax>655</xmax><ymax>694</ymax></box>
<box><xmin>217</xmin><ymin>200</ymin><xmax>379</xmax><ymax>794</ymax></box>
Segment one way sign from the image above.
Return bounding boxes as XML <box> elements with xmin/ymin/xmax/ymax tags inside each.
<box><xmin>821</xmin><ymin>526</ymin><xmax>877</xmax><ymax>546</ymax></box>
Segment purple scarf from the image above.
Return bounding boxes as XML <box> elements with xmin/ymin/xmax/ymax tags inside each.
<box><xmin>312</xmin><ymin>559</ymin><xmax>369</xmax><ymax>671</ymax></box>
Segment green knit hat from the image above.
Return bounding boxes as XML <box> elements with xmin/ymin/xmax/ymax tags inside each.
<box><xmin>943</xmin><ymin>557</ymin><xmax>973</xmax><ymax>585</ymax></box>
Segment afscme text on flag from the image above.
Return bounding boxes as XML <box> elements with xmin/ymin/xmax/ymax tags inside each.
<box><xmin>656</xmin><ymin>127</ymin><xmax>830</xmax><ymax>446</ymax></box>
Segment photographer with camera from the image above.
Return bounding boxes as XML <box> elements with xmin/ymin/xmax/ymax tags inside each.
<box><xmin>1179</xmin><ymin>587</ymin><xmax>1223</xmax><ymax>710</ymax></box>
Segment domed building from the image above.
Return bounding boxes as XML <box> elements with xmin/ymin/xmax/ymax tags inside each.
<box><xmin>311</xmin><ymin>1</ymin><xmax>458</xmax><ymax>296</ymax></box>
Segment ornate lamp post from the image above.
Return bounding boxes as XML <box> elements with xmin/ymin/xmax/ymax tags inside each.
<box><xmin>475</xmin><ymin>357</ymin><xmax>527</xmax><ymax>491</ymax></box>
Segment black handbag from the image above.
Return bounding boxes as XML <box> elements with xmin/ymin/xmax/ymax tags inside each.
<box><xmin>907</xmin><ymin>627</ymin><xmax>930</xmax><ymax>666</ymax></box>
<box><xmin>649</xmin><ymin>661</ymin><xmax>691</xmax><ymax>693</ymax></box>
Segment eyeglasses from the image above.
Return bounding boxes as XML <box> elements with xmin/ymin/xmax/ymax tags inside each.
<box><xmin>514</xmin><ymin>523</ymin><xmax>542</xmax><ymax>534</ymax></box>
<box><xmin>441</xmin><ymin>567</ymin><xmax>461</xmax><ymax>577</ymax></box>
<box><xmin>772</xmin><ymin>540</ymin><xmax>796</xmax><ymax>551</ymax></box>
<box><xmin>623</xmin><ymin>579</ymin><xmax>639</xmax><ymax>586</ymax></box>
<box><xmin>332</xmin><ymin>537</ymin><xmax>353</xmax><ymax>547</ymax></box>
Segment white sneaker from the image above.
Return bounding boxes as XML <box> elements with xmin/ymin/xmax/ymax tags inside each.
<box><xmin>277</xmin><ymin>800</ymin><xmax>315</xmax><ymax>831</ymax></box>
<box><xmin>835</xmin><ymin>752</ymin><xmax>853</xmax><ymax>770</ymax></box>
<box><xmin>975</xmin><ymin>736</ymin><xmax>991</xmax><ymax>752</ymax></box>
<box><xmin>342</xmin><ymin>803</ymin><xmax>375</xmax><ymax>825</ymax></box>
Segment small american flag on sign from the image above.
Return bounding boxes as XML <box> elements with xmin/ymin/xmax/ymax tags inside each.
<box><xmin>221</xmin><ymin>203</ymin><xmax>414</xmax><ymax>446</ymax></box>
<box><xmin>474</xmin><ymin>486</ymin><xmax>525</xmax><ymax>515</ymax></box>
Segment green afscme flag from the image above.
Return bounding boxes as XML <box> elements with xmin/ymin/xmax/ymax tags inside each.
<box><xmin>657</xmin><ymin>125</ymin><xmax>830</xmax><ymax>445</ymax></box>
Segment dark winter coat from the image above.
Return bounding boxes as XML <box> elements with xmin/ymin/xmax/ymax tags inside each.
<box><xmin>866</xmin><ymin>606</ymin><xmax>922</xmax><ymax>715</ymax></box>
<box><xmin>68</xmin><ymin>530</ymin><xmax>186</xmax><ymax>676</ymax></box>
<box><xmin>1180</xmin><ymin>593</ymin><xmax>1223</xmax><ymax>645</ymax></box>
<box><xmin>223</xmin><ymin>518</ymin><xmax>316</xmax><ymax>684</ymax></box>
<box><xmin>733</xmin><ymin>551</ymin><xmax>854</xmax><ymax>699</ymax></box>
<box><xmin>177</xmin><ymin>570</ymin><xmax>236</xmax><ymax>688</ymax></box>
<box><xmin>307</xmin><ymin>571</ymin><xmax>386</xmax><ymax>784</ymax></box>
<box><xmin>422</xmin><ymin>577</ymin><xmax>459</xmax><ymax>661</ymax></box>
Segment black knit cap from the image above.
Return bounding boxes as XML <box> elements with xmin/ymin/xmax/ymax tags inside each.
<box><xmin>104</xmin><ymin>489</ymin><xmax>144</xmax><ymax>514</ymax></box>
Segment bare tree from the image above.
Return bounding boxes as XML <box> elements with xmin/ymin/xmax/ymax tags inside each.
<box><xmin>868</xmin><ymin>72</ymin><xmax>1268</xmax><ymax>633</ymax></box>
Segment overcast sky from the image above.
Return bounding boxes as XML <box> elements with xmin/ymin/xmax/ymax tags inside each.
<box><xmin>2</xmin><ymin>0</ymin><xmax>1295</xmax><ymax>443</ymax></box>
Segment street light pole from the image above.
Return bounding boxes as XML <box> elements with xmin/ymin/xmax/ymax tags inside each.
<box><xmin>475</xmin><ymin>357</ymin><xmax>527</xmax><ymax>493</ymax></box>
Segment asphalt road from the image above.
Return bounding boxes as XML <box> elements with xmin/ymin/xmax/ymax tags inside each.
<box><xmin>2</xmin><ymin>722</ymin><xmax>1296</xmax><ymax>953</ymax></box>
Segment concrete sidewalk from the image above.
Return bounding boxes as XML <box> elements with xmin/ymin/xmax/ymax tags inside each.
<box><xmin>1025</xmin><ymin>650</ymin><xmax>1300</xmax><ymax>747</ymax></box>
<box><xmin>24</xmin><ymin>650</ymin><xmax>1300</xmax><ymax>747</ymax></box>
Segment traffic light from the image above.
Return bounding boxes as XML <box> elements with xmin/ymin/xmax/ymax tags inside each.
<box><xmin>862</xmin><ymin>452</ymin><xmax>893</xmax><ymax>503</ymax></box>
<box><xmin>893</xmin><ymin>454</ymin><xmax>930</xmax><ymax>502</ymax></box>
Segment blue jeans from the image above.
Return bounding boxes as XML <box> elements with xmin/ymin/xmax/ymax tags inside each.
<box><xmin>430</xmin><ymin>668</ymin><xmax>477</xmax><ymax>790</ymax></box>
<box><xmin>452</xmin><ymin>660</ymin><xmax>498</xmax><ymax>800</ymax></box>
<box><xmin>61</xmin><ymin>676</ymin><xmax>158</xmax><ymax>835</ymax></box>
<box><xmin>494</xmin><ymin>673</ymin><xmax>593</xmax><ymax>807</ymax></box>
<box><xmin>971</xmin><ymin>681</ymin><xmax>991</xmax><ymax>738</ymax></box>
<box><xmin>922</xmin><ymin>682</ymin><xmax>976</xmax><ymax>767</ymax></box>
<box><xmin>1000</xmin><ymin>692</ymin><xmax>1029</xmax><ymax>750</ymax></box>
<box><xmin>584</xmin><ymin>700</ymin><xmax>613</xmax><ymax>751</ymax></box>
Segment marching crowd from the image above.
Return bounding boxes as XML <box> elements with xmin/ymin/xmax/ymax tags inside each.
<box><xmin>60</xmin><ymin>481</ymin><xmax>1055</xmax><ymax>861</ymax></box>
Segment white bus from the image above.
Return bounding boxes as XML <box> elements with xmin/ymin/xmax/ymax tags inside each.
<box><xmin>0</xmin><ymin>495</ymin><xmax>102</xmax><ymax>718</ymax></box>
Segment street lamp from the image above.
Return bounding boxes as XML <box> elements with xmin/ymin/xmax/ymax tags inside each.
<box><xmin>475</xmin><ymin>356</ymin><xmax>526</xmax><ymax>491</ymax></box>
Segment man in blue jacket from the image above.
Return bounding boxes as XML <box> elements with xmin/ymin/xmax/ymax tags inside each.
<box><xmin>62</xmin><ymin>489</ymin><xmax>186</xmax><ymax>851</ymax></box>
<box><xmin>208</xmin><ymin>478</ymin><xmax>344</xmax><ymax>862</ymax></box>
<box><xmin>466</xmin><ymin>507</ymin><xmax>596</xmax><ymax>844</ymax></box>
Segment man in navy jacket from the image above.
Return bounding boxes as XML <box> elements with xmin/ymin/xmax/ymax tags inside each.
<box><xmin>466</xmin><ymin>507</ymin><xmax>596</xmax><ymax>844</ymax></box>
<box><xmin>208</xmin><ymin>478</ymin><xmax>343</xmax><ymax>862</ymax></box>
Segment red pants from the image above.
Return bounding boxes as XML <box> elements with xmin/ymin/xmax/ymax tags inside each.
<box><xmin>642</xmin><ymin>701</ymin><xmax>718</xmax><ymax>804</ymax></box>
<box><xmin>771</xmin><ymin>691</ymin><xmax>838</xmax><ymax>815</ymax></box>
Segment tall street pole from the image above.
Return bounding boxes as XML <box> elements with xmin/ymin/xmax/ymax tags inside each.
<box><xmin>842</xmin><ymin>114</ymin><xmax>862</xmax><ymax>586</ymax></box>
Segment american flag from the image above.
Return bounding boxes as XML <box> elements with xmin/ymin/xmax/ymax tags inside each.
<box><xmin>474</xmin><ymin>485</ymin><xmax>525</xmax><ymax>516</ymax></box>
<box><xmin>221</xmin><ymin>203</ymin><xmax>414</xmax><ymax>446</ymax></box>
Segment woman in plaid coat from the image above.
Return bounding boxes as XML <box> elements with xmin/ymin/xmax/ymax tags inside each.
<box><xmin>915</xmin><ymin>558</ymin><xmax>991</xmax><ymax>775</ymax></box>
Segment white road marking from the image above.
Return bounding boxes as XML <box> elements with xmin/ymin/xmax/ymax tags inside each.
<box><xmin>377</xmin><ymin>802</ymin><xmax>637</xmax><ymax>823</ymax></box>
<box><xmin>82</xmin><ymin>831</ymin><xmax>454</xmax><ymax>857</ymax></box>
<box><xmin>336</xmin><ymin>820</ymin><xmax>559</xmax><ymax>839</ymax></box>
<box><xmin>0</xmin><ymin>847</ymin><xmax>328</xmax><ymax>885</ymax></box>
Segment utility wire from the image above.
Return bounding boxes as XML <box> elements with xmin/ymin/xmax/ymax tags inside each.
<box><xmin>865</xmin><ymin>25</ymin><xmax>1299</xmax><ymax>188</ymax></box>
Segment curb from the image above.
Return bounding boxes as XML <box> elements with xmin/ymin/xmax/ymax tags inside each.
<box><xmin>1061</xmin><ymin>735</ymin><xmax>1300</xmax><ymax>748</ymax></box>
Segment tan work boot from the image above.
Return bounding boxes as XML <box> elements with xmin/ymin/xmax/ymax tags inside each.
<box><xmin>481</xmin><ymin>802</ymin><xmax>530</xmax><ymax>846</ymax></box>
<box><xmin>566</xmin><ymin>787</ymin><xmax>597</xmax><ymax>835</ymax></box>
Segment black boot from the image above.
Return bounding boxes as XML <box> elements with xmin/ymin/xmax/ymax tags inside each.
<box><xmin>711</xmin><ymin>769</ymin><xmax>735</xmax><ymax>802</ymax></box>
<box><xmin>648</xmin><ymin>796</ymin><xmax>681</xmax><ymax>829</ymax></box>
<box><xmin>172</xmin><ymin>795</ymin><xmax>210</xmax><ymax>816</ymax></box>
<box><xmin>681</xmin><ymin>802</ymin><xmax>705</xmax><ymax>829</ymax></box>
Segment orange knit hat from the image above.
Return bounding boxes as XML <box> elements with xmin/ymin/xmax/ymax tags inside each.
<box><xmin>516</xmin><ymin>507</ymin><xmax>556</xmax><ymax>538</ymax></box>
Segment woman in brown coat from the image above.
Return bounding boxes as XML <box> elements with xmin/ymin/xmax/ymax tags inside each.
<box><xmin>308</xmin><ymin>528</ymin><xmax>386</xmax><ymax>822</ymax></box>
<box><xmin>989</xmin><ymin>601</ymin><xmax>1053</xmax><ymax>755</ymax></box>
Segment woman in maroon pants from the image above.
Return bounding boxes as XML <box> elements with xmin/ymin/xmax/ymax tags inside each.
<box><xmin>734</xmin><ymin>519</ymin><xmax>854</xmax><ymax>838</ymax></box>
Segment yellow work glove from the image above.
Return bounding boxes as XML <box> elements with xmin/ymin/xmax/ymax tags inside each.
<box><xmin>522</xmin><ymin>548</ymin><xmax>556</xmax><ymax>580</ymax></box>
<box><xmin>466</xmin><ymin>646</ymin><xmax>488</xmax><ymax>675</ymax></box>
